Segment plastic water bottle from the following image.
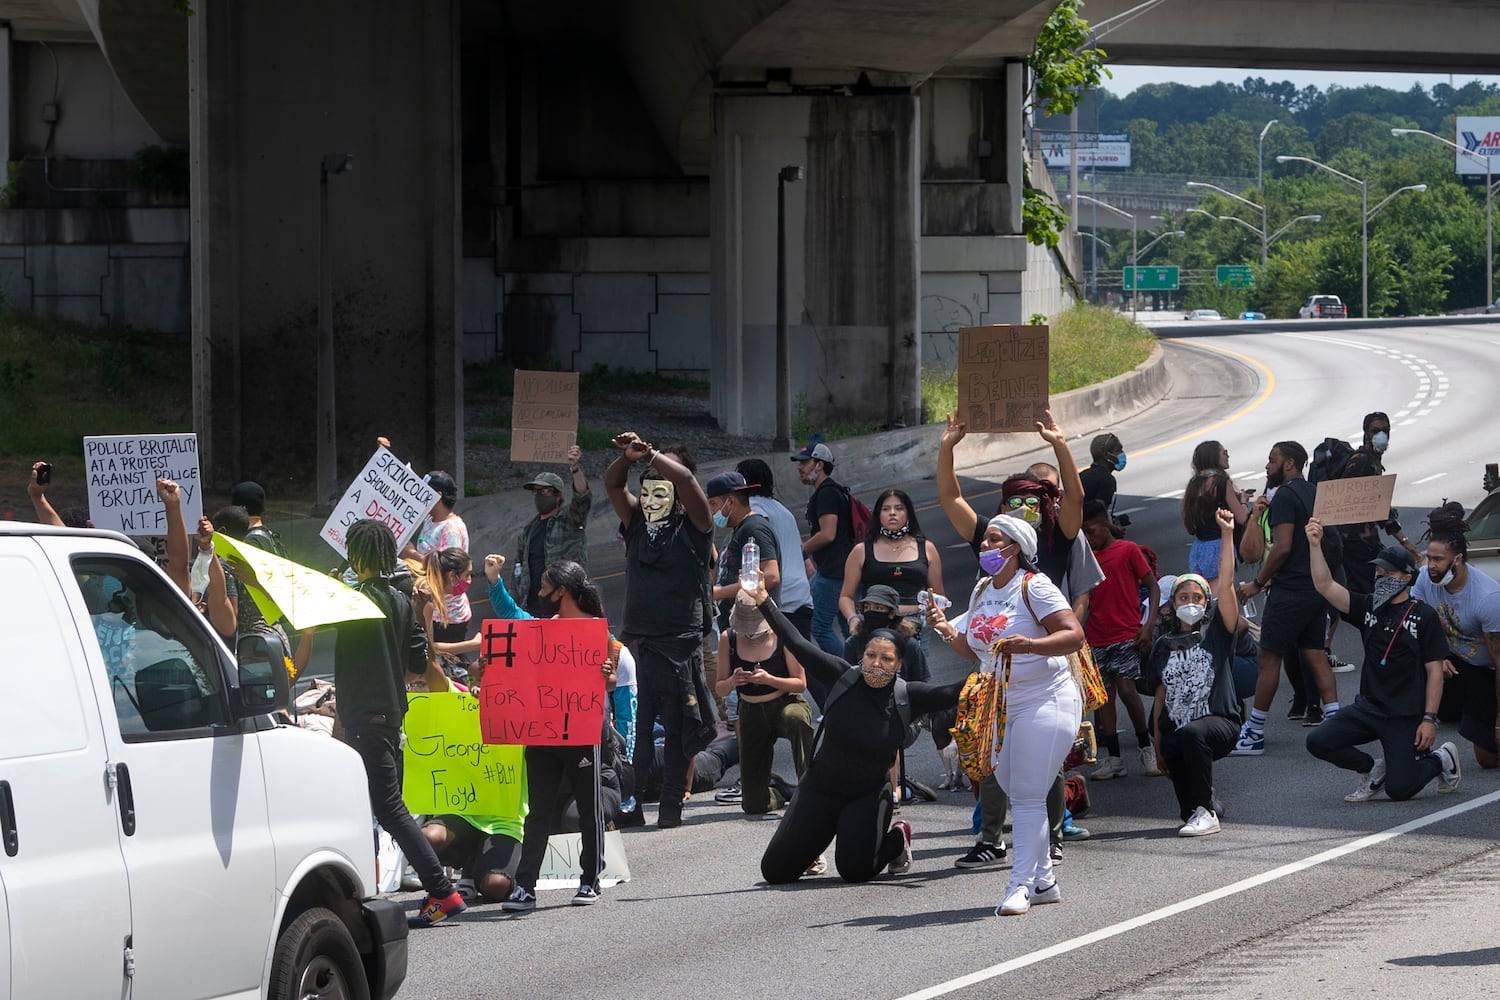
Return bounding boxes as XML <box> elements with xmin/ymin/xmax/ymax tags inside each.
<box><xmin>740</xmin><ymin>538</ymin><xmax>760</xmax><ymax>591</ymax></box>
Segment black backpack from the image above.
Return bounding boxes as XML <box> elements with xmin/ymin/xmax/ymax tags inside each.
<box><xmin>244</xmin><ymin>525</ymin><xmax>289</xmax><ymax>560</ymax></box>
<box><xmin>1309</xmin><ymin>437</ymin><xmax>1355</xmax><ymax>484</ymax></box>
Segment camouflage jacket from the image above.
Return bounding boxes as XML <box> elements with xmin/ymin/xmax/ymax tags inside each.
<box><xmin>509</xmin><ymin>487</ymin><xmax>592</xmax><ymax>604</ymax></box>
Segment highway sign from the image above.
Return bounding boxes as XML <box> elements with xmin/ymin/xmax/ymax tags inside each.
<box><xmin>1216</xmin><ymin>265</ymin><xmax>1256</xmax><ymax>287</ymax></box>
<box><xmin>1123</xmin><ymin>266</ymin><xmax>1179</xmax><ymax>291</ymax></box>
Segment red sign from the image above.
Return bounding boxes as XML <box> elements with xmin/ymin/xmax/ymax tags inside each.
<box><xmin>478</xmin><ymin>618</ymin><xmax>609</xmax><ymax>746</ymax></box>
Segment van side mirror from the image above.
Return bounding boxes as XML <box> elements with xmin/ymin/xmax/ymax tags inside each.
<box><xmin>235</xmin><ymin>632</ymin><xmax>291</xmax><ymax>717</ymax></box>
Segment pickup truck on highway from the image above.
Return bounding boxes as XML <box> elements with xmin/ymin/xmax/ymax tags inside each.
<box><xmin>1299</xmin><ymin>294</ymin><xmax>1346</xmax><ymax>319</ymax></box>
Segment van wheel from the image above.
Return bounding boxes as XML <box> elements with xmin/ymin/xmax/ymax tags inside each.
<box><xmin>268</xmin><ymin>907</ymin><xmax>370</xmax><ymax>1000</ymax></box>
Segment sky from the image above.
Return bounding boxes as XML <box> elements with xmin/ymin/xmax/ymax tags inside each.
<box><xmin>1101</xmin><ymin>66</ymin><xmax>1500</xmax><ymax>97</ymax></box>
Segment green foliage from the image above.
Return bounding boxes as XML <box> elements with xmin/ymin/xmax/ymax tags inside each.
<box><xmin>1022</xmin><ymin>186</ymin><xmax>1069</xmax><ymax>249</ymax></box>
<box><xmin>1399</xmin><ymin>241</ymin><xmax>1456</xmax><ymax>315</ymax></box>
<box><xmin>0</xmin><ymin>162</ymin><xmax>23</xmax><ymax>209</ymax></box>
<box><xmin>1029</xmin><ymin>313</ymin><xmax>1049</xmax><ymax>325</ymax></box>
<box><xmin>1027</xmin><ymin>0</ymin><xmax>1111</xmax><ymax>118</ymax></box>
<box><xmin>1183</xmin><ymin>283</ymin><xmax>1248</xmax><ymax>317</ymax></box>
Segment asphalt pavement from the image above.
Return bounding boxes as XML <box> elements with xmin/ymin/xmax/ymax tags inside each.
<box><xmin>393</xmin><ymin>321</ymin><xmax>1500</xmax><ymax>1000</ymax></box>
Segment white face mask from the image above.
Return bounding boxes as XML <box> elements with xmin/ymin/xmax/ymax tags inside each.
<box><xmin>1435</xmin><ymin>567</ymin><xmax>1455</xmax><ymax>588</ymax></box>
<box><xmin>1371</xmin><ymin>431</ymin><xmax>1390</xmax><ymax>453</ymax></box>
<box><xmin>1175</xmin><ymin>602</ymin><xmax>1207</xmax><ymax>627</ymax></box>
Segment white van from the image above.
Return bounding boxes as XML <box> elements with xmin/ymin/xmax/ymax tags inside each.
<box><xmin>0</xmin><ymin>523</ymin><xmax>407</xmax><ymax>999</ymax></box>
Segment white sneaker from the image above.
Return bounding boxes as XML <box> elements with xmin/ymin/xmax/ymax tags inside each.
<box><xmin>1139</xmin><ymin>745</ymin><xmax>1162</xmax><ymax>777</ymax></box>
<box><xmin>804</xmin><ymin>854</ymin><xmax>828</xmax><ymax>877</ymax></box>
<box><xmin>1344</xmin><ymin>759</ymin><xmax>1386</xmax><ymax>802</ymax></box>
<box><xmin>1091</xmin><ymin>756</ymin><xmax>1127</xmax><ymax>781</ymax></box>
<box><xmin>996</xmin><ymin>884</ymin><xmax>1030</xmax><ymax>916</ymax></box>
<box><xmin>1177</xmin><ymin>806</ymin><xmax>1221</xmax><ymax>837</ymax></box>
<box><xmin>1030</xmin><ymin>879</ymin><xmax>1062</xmax><ymax>906</ymax></box>
<box><xmin>1437</xmin><ymin>741</ymin><xmax>1462</xmax><ymax>793</ymax></box>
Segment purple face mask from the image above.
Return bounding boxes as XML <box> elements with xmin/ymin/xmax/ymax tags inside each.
<box><xmin>978</xmin><ymin>547</ymin><xmax>1009</xmax><ymax>576</ymax></box>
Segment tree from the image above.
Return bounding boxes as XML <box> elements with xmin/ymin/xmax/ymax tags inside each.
<box><xmin>1399</xmin><ymin>240</ymin><xmax>1456</xmax><ymax>315</ymax></box>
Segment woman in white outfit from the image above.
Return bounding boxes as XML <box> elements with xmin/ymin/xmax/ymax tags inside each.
<box><xmin>928</xmin><ymin>514</ymin><xmax>1085</xmax><ymax>916</ymax></box>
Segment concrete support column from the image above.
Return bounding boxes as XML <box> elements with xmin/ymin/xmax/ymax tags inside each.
<box><xmin>189</xmin><ymin>0</ymin><xmax>462</xmax><ymax>494</ymax></box>
<box><xmin>711</xmin><ymin>93</ymin><xmax>920</xmax><ymax>438</ymax></box>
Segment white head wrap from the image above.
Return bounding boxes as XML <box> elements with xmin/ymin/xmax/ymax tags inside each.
<box><xmin>985</xmin><ymin>513</ymin><xmax>1038</xmax><ymax>560</ymax></box>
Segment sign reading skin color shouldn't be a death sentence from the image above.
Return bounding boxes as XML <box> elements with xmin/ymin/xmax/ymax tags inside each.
<box><xmin>479</xmin><ymin>617</ymin><xmax>609</xmax><ymax>746</ymax></box>
<box><xmin>1312</xmin><ymin>473</ymin><xmax>1399</xmax><ymax>527</ymax></box>
<box><xmin>511</xmin><ymin>369</ymin><xmax>579</xmax><ymax>463</ymax></box>
<box><xmin>84</xmin><ymin>433</ymin><xmax>201</xmax><ymax>536</ymax></box>
<box><xmin>956</xmin><ymin>325</ymin><xmax>1050</xmax><ymax>433</ymax></box>
<box><xmin>320</xmin><ymin>445</ymin><xmax>442</xmax><ymax>557</ymax></box>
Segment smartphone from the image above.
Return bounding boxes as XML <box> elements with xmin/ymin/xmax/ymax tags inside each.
<box><xmin>1487</xmin><ymin>462</ymin><xmax>1499</xmax><ymax>481</ymax></box>
<box><xmin>1244</xmin><ymin>488</ymin><xmax>1256</xmax><ymax>497</ymax></box>
<box><xmin>35</xmin><ymin>462</ymin><xmax>51</xmax><ymax>486</ymax></box>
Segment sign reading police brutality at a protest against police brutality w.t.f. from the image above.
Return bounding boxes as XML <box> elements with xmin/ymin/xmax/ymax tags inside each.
<box><xmin>956</xmin><ymin>326</ymin><xmax>1050</xmax><ymax>433</ymax></box>
<box><xmin>511</xmin><ymin>369</ymin><xmax>579</xmax><ymax>463</ymax></box>
<box><xmin>479</xmin><ymin>618</ymin><xmax>609</xmax><ymax>746</ymax></box>
<box><xmin>320</xmin><ymin>446</ymin><xmax>442</xmax><ymax>557</ymax></box>
<box><xmin>84</xmin><ymin>433</ymin><xmax>201</xmax><ymax>536</ymax></box>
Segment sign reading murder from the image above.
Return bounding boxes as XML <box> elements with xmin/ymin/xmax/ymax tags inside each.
<box><xmin>956</xmin><ymin>325</ymin><xmax>1050</xmax><ymax>433</ymax></box>
<box><xmin>511</xmin><ymin>370</ymin><xmax>579</xmax><ymax>463</ymax></box>
<box><xmin>479</xmin><ymin>618</ymin><xmax>609</xmax><ymax>746</ymax></box>
<box><xmin>320</xmin><ymin>446</ymin><xmax>441</xmax><ymax>557</ymax></box>
<box><xmin>402</xmin><ymin>692</ymin><xmax>525</xmax><ymax>818</ymax></box>
<box><xmin>84</xmin><ymin>433</ymin><xmax>201</xmax><ymax>536</ymax></box>
<box><xmin>1312</xmin><ymin>473</ymin><xmax>1398</xmax><ymax>527</ymax></box>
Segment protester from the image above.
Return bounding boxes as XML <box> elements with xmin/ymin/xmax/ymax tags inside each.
<box><xmin>230</xmin><ymin>481</ymin><xmax>288</xmax><ymax>558</ymax></box>
<box><xmin>1412</xmin><ymin>502</ymin><xmax>1500</xmax><ymax>769</ymax></box>
<box><xmin>1233</xmin><ymin>442</ymin><xmax>1341</xmax><ymax>755</ymax></box>
<box><xmin>29</xmin><ymin>460</ymin><xmax>90</xmax><ymax>527</ymax></box>
<box><xmin>747</xmin><ymin>579</ymin><xmax>964</xmax><ymax>885</ymax></box>
<box><xmin>1304</xmin><ymin>522</ymin><xmax>1460</xmax><ymax>799</ymax></box>
<box><xmin>512</xmin><ymin>444</ymin><xmax>592</xmax><ymax>616</ymax></box>
<box><xmin>420</xmin><ymin>812</ymin><xmax>523</xmax><ymax>905</ymax></box>
<box><xmin>401</xmin><ymin>470</ymin><xmax>471</xmax><ymax>642</ymax></box>
<box><xmin>605</xmin><ymin>431</ymin><xmax>716</xmax><ymax>828</ymax></box>
<box><xmin>1142</xmin><ymin>510</ymin><xmax>1242</xmax><ymax>837</ymax></box>
<box><xmin>927</xmin><ymin>515</ymin><xmax>1086</xmax><ymax>916</ymax></box>
<box><xmin>839</xmin><ymin>488</ymin><xmax>945</xmax><ymax>650</ymax></box>
<box><xmin>1180</xmin><ymin>441</ymin><xmax>1250</xmax><ymax>585</ymax></box>
<box><xmin>714</xmin><ymin>595</ymin><xmax>812</xmax><ymax>817</ymax></box>
<box><xmin>844</xmin><ymin>585</ymin><xmax>929</xmax><ymax>683</ymax></box>
<box><xmin>793</xmin><ymin>442</ymin><xmax>856</xmax><ymax>667</ymax></box>
<box><xmin>208</xmin><ymin>503</ymin><xmax>287</xmax><ymax>646</ymax></box>
<box><xmin>737</xmin><ymin>458</ymin><xmax>815</xmax><ymax>639</ymax></box>
<box><xmin>416</xmin><ymin>546</ymin><xmax>473</xmax><ymax>650</ymax></box>
<box><xmin>1079</xmin><ymin>432</ymin><xmax>1126</xmax><ymax>508</ymax></box>
<box><xmin>1239</xmin><ymin>487</ymin><xmax>1317</xmax><ymax>720</ymax></box>
<box><xmin>708</xmin><ymin>470</ymin><xmax>782</xmax><ymax>630</ymax></box>
<box><xmin>1080</xmin><ymin>500</ymin><xmax>1160</xmax><ymax>780</ymax></box>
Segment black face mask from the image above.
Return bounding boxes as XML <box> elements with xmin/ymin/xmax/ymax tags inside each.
<box><xmin>537</xmin><ymin>588</ymin><xmax>563</xmax><ymax>616</ymax></box>
<box><xmin>862</xmin><ymin>611</ymin><xmax>894</xmax><ymax>633</ymax></box>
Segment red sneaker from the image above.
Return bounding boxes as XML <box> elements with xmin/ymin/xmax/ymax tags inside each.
<box><xmin>408</xmin><ymin>890</ymin><xmax>467</xmax><ymax>928</ymax></box>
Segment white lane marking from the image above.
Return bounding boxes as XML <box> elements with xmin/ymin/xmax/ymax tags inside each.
<box><xmin>1113</xmin><ymin>506</ymin><xmax>1146</xmax><ymax>516</ymax></box>
<box><xmin>895</xmin><ymin>789</ymin><xmax>1500</xmax><ymax>1000</ymax></box>
<box><xmin>1412</xmin><ymin>472</ymin><xmax>1447</xmax><ymax>485</ymax></box>
<box><xmin>1154</xmin><ymin>489</ymin><xmax>1184</xmax><ymax>500</ymax></box>
<box><xmin>1400</xmin><ymin>418</ymin><xmax>1418</xmax><ymax>427</ymax></box>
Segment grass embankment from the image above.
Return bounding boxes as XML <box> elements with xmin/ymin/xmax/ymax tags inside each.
<box><xmin>920</xmin><ymin>304</ymin><xmax>1155</xmax><ymax>424</ymax></box>
<box><xmin>0</xmin><ymin>313</ymin><xmax>190</xmax><ymax>514</ymax></box>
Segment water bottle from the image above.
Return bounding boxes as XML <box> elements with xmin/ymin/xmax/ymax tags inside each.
<box><xmin>740</xmin><ymin>538</ymin><xmax>760</xmax><ymax>591</ymax></box>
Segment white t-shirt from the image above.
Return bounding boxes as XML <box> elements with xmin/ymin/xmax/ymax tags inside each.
<box><xmin>749</xmin><ymin>496</ymin><xmax>812</xmax><ymax>611</ymax></box>
<box><xmin>956</xmin><ymin>571</ymin><xmax>1073</xmax><ymax>699</ymax></box>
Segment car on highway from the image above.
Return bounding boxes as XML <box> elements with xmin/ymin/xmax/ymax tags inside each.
<box><xmin>1183</xmin><ymin>309</ymin><xmax>1223</xmax><ymax>321</ymax></box>
<box><xmin>1240</xmin><ymin>311</ymin><xmax>1267</xmax><ymax>320</ymax></box>
<box><xmin>1468</xmin><ymin>487</ymin><xmax>1500</xmax><ymax>582</ymax></box>
<box><xmin>1299</xmin><ymin>294</ymin><xmax>1346</xmax><ymax>319</ymax></box>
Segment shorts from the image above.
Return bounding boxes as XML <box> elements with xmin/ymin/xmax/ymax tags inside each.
<box><xmin>1187</xmin><ymin>537</ymin><xmax>1222</xmax><ymax>579</ymax></box>
<box><xmin>1451</xmin><ymin>657</ymin><xmax>1499</xmax><ymax>754</ymax></box>
<box><xmin>1093</xmin><ymin>640</ymin><xmax>1142</xmax><ymax>683</ymax></box>
<box><xmin>428</xmin><ymin>815</ymin><xmax>522</xmax><ymax>880</ymax></box>
<box><xmin>1258</xmin><ymin>587</ymin><xmax>1330</xmax><ymax>656</ymax></box>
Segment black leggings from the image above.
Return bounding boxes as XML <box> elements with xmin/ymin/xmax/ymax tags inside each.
<box><xmin>761</xmin><ymin>781</ymin><xmax>903</xmax><ymax>884</ymax></box>
<box><xmin>345</xmin><ymin>725</ymin><xmax>452</xmax><ymax>898</ymax></box>
<box><xmin>515</xmin><ymin>745</ymin><xmax>604</xmax><ymax>892</ymax></box>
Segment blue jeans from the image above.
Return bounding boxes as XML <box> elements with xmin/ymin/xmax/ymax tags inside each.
<box><xmin>808</xmin><ymin>572</ymin><xmax>847</xmax><ymax>708</ymax></box>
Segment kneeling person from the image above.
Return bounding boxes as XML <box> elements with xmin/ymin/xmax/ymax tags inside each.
<box><xmin>1304</xmin><ymin>522</ymin><xmax>1460</xmax><ymax>801</ymax></box>
<box><xmin>421</xmin><ymin>815</ymin><xmax>522</xmax><ymax>903</ymax></box>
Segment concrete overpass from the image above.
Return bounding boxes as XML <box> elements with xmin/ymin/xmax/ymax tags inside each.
<box><xmin>4</xmin><ymin>0</ymin><xmax>1496</xmax><ymax>493</ymax></box>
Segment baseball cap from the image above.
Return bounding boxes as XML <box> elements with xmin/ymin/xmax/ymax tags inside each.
<box><xmin>705</xmin><ymin>471</ymin><xmax>757</xmax><ymax>498</ymax></box>
<box><xmin>230</xmin><ymin>481</ymin><xmax>266</xmax><ymax>516</ymax></box>
<box><xmin>524</xmin><ymin>472</ymin><xmax>565</xmax><ymax>493</ymax></box>
<box><xmin>860</xmin><ymin>585</ymin><xmax>901</xmax><ymax>611</ymax></box>
<box><xmin>791</xmin><ymin>442</ymin><xmax>834</xmax><ymax>464</ymax></box>
<box><xmin>1370</xmin><ymin>546</ymin><xmax>1415</xmax><ymax>574</ymax></box>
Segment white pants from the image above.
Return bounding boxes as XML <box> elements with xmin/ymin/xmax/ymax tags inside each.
<box><xmin>992</xmin><ymin>679</ymin><xmax>1083</xmax><ymax>896</ymax></box>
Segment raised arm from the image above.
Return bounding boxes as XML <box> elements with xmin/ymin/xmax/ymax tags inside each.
<box><xmin>28</xmin><ymin>462</ymin><xmax>64</xmax><ymax>527</ymax></box>
<box><xmin>937</xmin><ymin>414</ymin><xmax>980</xmax><ymax>541</ymax></box>
<box><xmin>1037</xmin><ymin>409</ymin><xmax>1083</xmax><ymax>539</ymax></box>
<box><xmin>745</xmin><ymin>581</ymin><xmax>849</xmax><ymax>690</ymax></box>
<box><xmin>483</xmin><ymin>554</ymin><xmax>534</xmax><ymax>622</ymax></box>
<box><xmin>156</xmin><ymin>477</ymin><xmax>191</xmax><ymax>596</ymax></box>
<box><xmin>1212</xmin><ymin>507</ymin><xmax>1240</xmax><ymax>634</ymax></box>
<box><xmin>1304</xmin><ymin>518</ymin><xmax>1350</xmax><ymax>615</ymax></box>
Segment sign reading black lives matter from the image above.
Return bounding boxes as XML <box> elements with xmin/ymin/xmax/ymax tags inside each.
<box><xmin>956</xmin><ymin>325</ymin><xmax>1050</xmax><ymax>433</ymax></box>
<box><xmin>320</xmin><ymin>445</ymin><xmax>442</xmax><ymax>557</ymax></box>
<box><xmin>84</xmin><ymin>433</ymin><xmax>201</xmax><ymax>536</ymax></box>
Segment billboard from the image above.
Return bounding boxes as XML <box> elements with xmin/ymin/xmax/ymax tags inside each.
<box><xmin>1042</xmin><ymin>132</ymin><xmax>1131</xmax><ymax>169</ymax></box>
<box><xmin>1455</xmin><ymin>117</ymin><xmax>1500</xmax><ymax>176</ymax></box>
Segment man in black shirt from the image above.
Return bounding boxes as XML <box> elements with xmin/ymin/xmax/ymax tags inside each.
<box><xmin>1304</xmin><ymin>525</ymin><xmax>1460</xmax><ymax>801</ymax></box>
<box><xmin>1079</xmin><ymin>432</ymin><xmax>1124</xmax><ymax>509</ymax></box>
<box><xmin>706</xmin><ymin>471</ymin><xmax>781</xmax><ymax>631</ymax></box>
<box><xmin>793</xmin><ymin>442</ymin><xmax>854</xmax><ymax>666</ymax></box>
<box><xmin>605</xmin><ymin>431</ymin><xmax>715</xmax><ymax>828</ymax></box>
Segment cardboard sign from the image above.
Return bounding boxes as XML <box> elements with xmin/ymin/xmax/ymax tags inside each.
<box><xmin>213</xmin><ymin>532</ymin><xmax>383</xmax><ymax>630</ymax></box>
<box><xmin>320</xmin><ymin>446</ymin><xmax>441</xmax><ymax>557</ymax></box>
<box><xmin>1313</xmin><ymin>473</ymin><xmax>1398</xmax><ymax>527</ymax></box>
<box><xmin>535</xmin><ymin>830</ymin><xmax>631</xmax><ymax>891</ymax></box>
<box><xmin>512</xmin><ymin>370</ymin><xmax>579</xmax><ymax>462</ymax></box>
<box><xmin>84</xmin><ymin>433</ymin><xmax>201</xmax><ymax>536</ymax></box>
<box><xmin>402</xmin><ymin>692</ymin><xmax>527</xmax><ymax>819</ymax></box>
<box><xmin>478</xmin><ymin>618</ymin><xmax>609</xmax><ymax>746</ymax></box>
<box><xmin>955</xmin><ymin>325</ymin><xmax>1050</xmax><ymax>433</ymax></box>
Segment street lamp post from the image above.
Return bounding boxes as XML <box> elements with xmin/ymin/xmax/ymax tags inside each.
<box><xmin>772</xmin><ymin>165</ymin><xmax>803</xmax><ymax>453</ymax></box>
<box><xmin>1258</xmin><ymin>119</ymin><xmax>1279</xmax><ymax>192</ymax></box>
<box><xmin>1277</xmin><ymin>155</ymin><xmax>1369</xmax><ymax>319</ymax></box>
<box><xmin>1135</xmin><ymin>229</ymin><xmax>1185</xmax><ymax>260</ymax></box>
<box><xmin>1366</xmin><ymin>185</ymin><xmax>1428</xmax><ymax>224</ymax></box>
<box><xmin>317</xmin><ymin>152</ymin><xmax>353</xmax><ymax>511</ymax></box>
<box><xmin>1392</xmin><ymin>127</ymin><xmax>1493</xmax><ymax>308</ymax></box>
<box><xmin>1076</xmin><ymin>194</ymin><xmax>1137</xmax><ymax>318</ymax></box>
<box><xmin>1187</xmin><ymin>180</ymin><xmax>1269</xmax><ymax>264</ymax></box>
<box><xmin>1217</xmin><ymin>212</ymin><xmax>1322</xmax><ymax>247</ymax></box>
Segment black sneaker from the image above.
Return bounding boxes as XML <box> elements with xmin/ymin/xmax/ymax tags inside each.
<box><xmin>1287</xmin><ymin>701</ymin><xmax>1307</xmax><ymax>721</ymax></box>
<box><xmin>571</xmin><ymin>884</ymin><xmax>601</xmax><ymax>906</ymax></box>
<box><xmin>1049</xmin><ymin>842</ymin><xmax>1064</xmax><ymax>865</ymax></box>
<box><xmin>954</xmin><ymin>841</ymin><xmax>1007</xmax><ymax>869</ymax></box>
<box><xmin>1302</xmin><ymin>706</ymin><xmax>1324</xmax><ymax>727</ymax></box>
<box><xmin>500</xmin><ymin>886</ymin><xmax>536</xmax><ymax>913</ymax></box>
<box><xmin>713</xmin><ymin>784</ymin><xmax>743</xmax><ymax>804</ymax></box>
<box><xmin>657</xmin><ymin>802</ymin><xmax>683</xmax><ymax>829</ymax></box>
<box><xmin>768</xmin><ymin>773</ymin><xmax>796</xmax><ymax>804</ymax></box>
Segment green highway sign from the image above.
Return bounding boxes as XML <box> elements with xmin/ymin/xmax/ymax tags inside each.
<box><xmin>1216</xmin><ymin>264</ymin><xmax>1256</xmax><ymax>288</ymax></box>
<box><xmin>1123</xmin><ymin>265</ymin><xmax>1179</xmax><ymax>291</ymax></box>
